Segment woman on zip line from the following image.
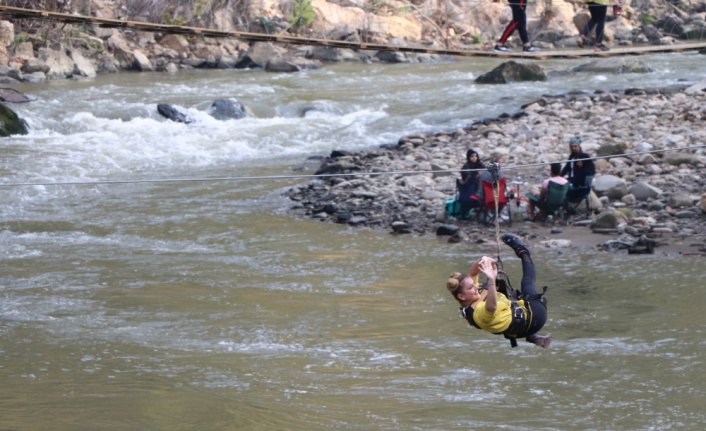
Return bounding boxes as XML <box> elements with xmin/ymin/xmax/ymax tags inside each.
<box><xmin>446</xmin><ymin>233</ymin><xmax>551</xmax><ymax>348</ymax></box>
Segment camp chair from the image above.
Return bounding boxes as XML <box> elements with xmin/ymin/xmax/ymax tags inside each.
<box><xmin>445</xmin><ymin>178</ymin><xmax>480</xmax><ymax>220</ymax></box>
<box><xmin>477</xmin><ymin>178</ymin><xmax>512</xmax><ymax>226</ymax></box>
<box><xmin>537</xmin><ymin>181</ymin><xmax>569</xmax><ymax>223</ymax></box>
<box><xmin>565</xmin><ymin>175</ymin><xmax>594</xmax><ymax>217</ymax></box>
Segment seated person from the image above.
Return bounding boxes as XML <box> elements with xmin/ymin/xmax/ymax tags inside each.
<box><xmin>561</xmin><ymin>136</ymin><xmax>595</xmax><ymax>194</ymax></box>
<box><xmin>457</xmin><ymin>148</ymin><xmax>485</xmax><ymax>216</ymax></box>
<box><xmin>526</xmin><ymin>162</ymin><xmax>568</xmax><ymax>220</ymax></box>
<box><xmin>477</xmin><ymin>152</ymin><xmax>506</xmax><ymax>203</ymax></box>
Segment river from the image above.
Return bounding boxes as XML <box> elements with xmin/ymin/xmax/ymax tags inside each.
<box><xmin>1</xmin><ymin>52</ymin><xmax>705</xmax><ymax>430</ymax></box>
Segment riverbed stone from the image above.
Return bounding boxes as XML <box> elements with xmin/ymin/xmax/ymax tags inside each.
<box><xmin>0</xmin><ymin>87</ymin><xmax>30</xmax><ymax>103</ymax></box>
<box><xmin>22</xmin><ymin>71</ymin><xmax>45</xmax><ymax>83</ymax></box>
<box><xmin>70</xmin><ymin>50</ymin><xmax>97</xmax><ymax>77</ymax></box>
<box><xmin>540</xmin><ymin>239</ymin><xmax>572</xmax><ymax>248</ymax></box>
<box><xmin>573</xmin><ymin>58</ymin><xmax>654</xmax><ymax>74</ymax></box>
<box><xmin>209</xmin><ymin>98</ymin><xmax>248</xmax><ymax>120</ymax></box>
<box><xmin>667</xmin><ymin>192</ymin><xmax>693</xmax><ymax>208</ymax></box>
<box><xmin>628</xmin><ymin>181</ymin><xmax>662</xmax><ymax>201</ymax></box>
<box><xmin>22</xmin><ymin>56</ymin><xmax>49</xmax><ymax>75</ymax></box>
<box><xmin>436</xmin><ymin>224</ymin><xmax>460</xmax><ymax>236</ymax></box>
<box><xmin>664</xmin><ymin>152</ymin><xmax>700</xmax><ymax>166</ymax></box>
<box><xmin>592</xmin><ymin>175</ymin><xmax>628</xmax><ymax>200</ymax></box>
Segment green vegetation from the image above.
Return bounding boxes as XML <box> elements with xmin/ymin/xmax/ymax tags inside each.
<box><xmin>256</xmin><ymin>16</ymin><xmax>275</xmax><ymax>34</ymax></box>
<box><xmin>161</xmin><ymin>15</ymin><xmax>187</xmax><ymax>26</ymax></box>
<box><xmin>289</xmin><ymin>0</ymin><xmax>315</xmax><ymax>29</ymax></box>
<box><xmin>14</xmin><ymin>32</ymin><xmax>30</xmax><ymax>44</ymax></box>
<box><xmin>641</xmin><ymin>15</ymin><xmax>655</xmax><ymax>25</ymax></box>
<box><xmin>370</xmin><ymin>0</ymin><xmax>387</xmax><ymax>13</ymax></box>
<box><xmin>471</xmin><ymin>34</ymin><xmax>482</xmax><ymax>44</ymax></box>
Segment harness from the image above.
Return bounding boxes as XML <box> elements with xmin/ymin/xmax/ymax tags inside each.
<box><xmin>460</xmin><ymin>280</ymin><xmax>548</xmax><ymax>347</ymax></box>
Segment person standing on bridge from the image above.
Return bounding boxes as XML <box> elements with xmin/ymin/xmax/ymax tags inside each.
<box><xmin>577</xmin><ymin>0</ymin><xmax>610</xmax><ymax>52</ymax></box>
<box><xmin>493</xmin><ymin>0</ymin><xmax>539</xmax><ymax>53</ymax></box>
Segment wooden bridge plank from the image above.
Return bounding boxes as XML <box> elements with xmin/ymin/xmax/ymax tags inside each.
<box><xmin>1</xmin><ymin>5</ymin><xmax>705</xmax><ymax>61</ymax></box>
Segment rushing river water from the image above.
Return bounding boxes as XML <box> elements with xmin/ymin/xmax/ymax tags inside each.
<box><xmin>2</xmin><ymin>53</ymin><xmax>705</xmax><ymax>430</ymax></box>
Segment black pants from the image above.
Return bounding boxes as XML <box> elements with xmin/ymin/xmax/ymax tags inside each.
<box><xmin>582</xmin><ymin>3</ymin><xmax>608</xmax><ymax>44</ymax></box>
<box><xmin>498</xmin><ymin>0</ymin><xmax>529</xmax><ymax>45</ymax></box>
<box><xmin>519</xmin><ymin>251</ymin><xmax>547</xmax><ymax>341</ymax></box>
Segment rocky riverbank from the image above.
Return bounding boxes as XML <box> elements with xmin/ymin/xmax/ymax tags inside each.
<box><xmin>286</xmin><ymin>81</ymin><xmax>706</xmax><ymax>256</ymax></box>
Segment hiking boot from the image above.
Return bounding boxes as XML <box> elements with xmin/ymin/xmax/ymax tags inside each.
<box><xmin>493</xmin><ymin>44</ymin><xmax>511</xmax><ymax>52</ymax></box>
<box><xmin>523</xmin><ymin>45</ymin><xmax>540</xmax><ymax>53</ymax></box>
<box><xmin>501</xmin><ymin>233</ymin><xmax>529</xmax><ymax>257</ymax></box>
<box><xmin>594</xmin><ymin>43</ymin><xmax>610</xmax><ymax>52</ymax></box>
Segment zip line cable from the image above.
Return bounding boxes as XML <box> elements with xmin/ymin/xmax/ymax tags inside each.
<box><xmin>1</xmin><ymin>144</ymin><xmax>703</xmax><ymax>189</ymax></box>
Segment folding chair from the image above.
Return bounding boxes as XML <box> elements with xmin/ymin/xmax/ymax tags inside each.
<box><xmin>538</xmin><ymin>181</ymin><xmax>569</xmax><ymax>222</ymax></box>
<box><xmin>477</xmin><ymin>178</ymin><xmax>512</xmax><ymax>226</ymax></box>
<box><xmin>565</xmin><ymin>175</ymin><xmax>593</xmax><ymax>217</ymax></box>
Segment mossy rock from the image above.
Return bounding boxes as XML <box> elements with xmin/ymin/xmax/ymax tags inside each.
<box><xmin>0</xmin><ymin>103</ymin><xmax>29</xmax><ymax>136</ymax></box>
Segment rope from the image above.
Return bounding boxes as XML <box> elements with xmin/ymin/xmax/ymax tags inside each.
<box><xmin>0</xmin><ymin>144</ymin><xmax>704</xmax><ymax>189</ymax></box>
<box><xmin>486</xmin><ymin>162</ymin><xmax>504</xmax><ymax>266</ymax></box>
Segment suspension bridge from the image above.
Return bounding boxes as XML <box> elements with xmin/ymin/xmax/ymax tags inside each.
<box><xmin>1</xmin><ymin>5</ymin><xmax>705</xmax><ymax>60</ymax></box>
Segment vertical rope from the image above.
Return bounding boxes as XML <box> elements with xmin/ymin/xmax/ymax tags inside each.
<box><xmin>487</xmin><ymin>162</ymin><xmax>503</xmax><ymax>266</ymax></box>
<box><xmin>493</xmin><ymin>180</ymin><xmax>502</xmax><ymax>262</ymax></box>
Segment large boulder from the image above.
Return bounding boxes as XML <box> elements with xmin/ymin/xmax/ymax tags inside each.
<box><xmin>0</xmin><ymin>20</ymin><xmax>13</xmax><ymax>66</ymax></box>
<box><xmin>628</xmin><ymin>182</ymin><xmax>662</xmax><ymax>201</ymax></box>
<box><xmin>0</xmin><ymin>102</ymin><xmax>29</xmax><ymax>136</ymax></box>
<box><xmin>131</xmin><ymin>50</ymin><xmax>153</xmax><ymax>71</ymax></box>
<box><xmin>38</xmin><ymin>47</ymin><xmax>75</xmax><ymax>79</ymax></box>
<box><xmin>265</xmin><ymin>58</ymin><xmax>301</xmax><ymax>73</ymax></box>
<box><xmin>309</xmin><ymin>0</ymin><xmax>422</xmax><ymax>41</ymax></box>
<box><xmin>21</xmin><ymin>58</ymin><xmax>50</xmax><ymax>74</ymax></box>
<box><xmin>158</xmin><ymin>34</ymin><xmax>190</xmax><ymax>52</ymax></box>
<box><xmin>107</xmin><ymin>33</ymin><xmax>140</xmax><ymax>69</ymax></box>
<box><xmin>475</xmin><ymin>61</ymin><xmax>547</xmax><ymax>84</ymax></box>
<box><xmin>573</xmin><ymin>58</ymin><xmax>654</xmax><ymax>74</ymax></box>
<box><xmin>592</xmin><ymin>174</ymin><xmax>628</xmax><ymax>200</ymax></box>
<box><xmin>243</xmin><ymin>42</ymin><xmax>288</xmax><ymax>68</ymax></box>
<box><xmin>591</xmin><ymin>208</ymin><xmax>627</xmax><ymax>230</ymax></box>
<box><xmin>306</xmin><ymin>47</ymin><xmax>360</xmax><ymax>62</ymax></box>
<box><xmin>0</xmin><ymin>87</ymin><xmax>31</xmax><ymax>103</ymax></box>
<box><xmin>208</xmin><ymin>99</ymin><xmax>248</xmax><ymax>120</ymax></box>
<box><xmin>70</xmin><ymin>49</ymin><xmax>97</xmax><ymax>77</ymax></box>
<box><xmin>10</xmin><ymin>41</ymin><xmax>35</xmax><ymax>70</ymax></box>
<box><xmin>157</xmin><ymin>104</ymin><xmax>193</xmax><ymax>124</ymax></box>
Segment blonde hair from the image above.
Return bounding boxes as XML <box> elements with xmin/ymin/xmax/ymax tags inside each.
<box><xmin>447</xmin><ymin>272</ymin><xmax>464</xmax><ymax>298</ymax></box>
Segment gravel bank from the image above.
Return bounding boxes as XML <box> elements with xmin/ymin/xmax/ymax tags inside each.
<box><xmin>286</xmin><ymin>84</ymin><xmax>706</xmax><ymax>256</ymax></box>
